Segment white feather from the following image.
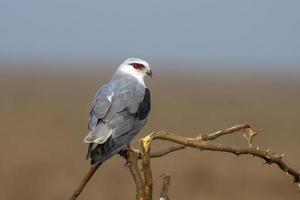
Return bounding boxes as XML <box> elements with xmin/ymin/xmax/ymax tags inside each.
<box><xmin>106</xmin><ymin>91</ymin><xmax>114</xmax><ymax>102</ymax></box>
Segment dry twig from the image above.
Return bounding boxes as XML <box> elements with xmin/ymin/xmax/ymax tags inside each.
<box><xmin>68</xmin><ymin>123</ymin><xmax>300</xmax><ymax>200</ymax></box>
<box><xmin>68</xmin><ymin>163</ymin><xmax>101</xmax><ymax>200</ymax></box>
<box><xmin>141</xmin><ymin>133</ymin><xmax>155</xmax><ymax>200</ymax></box>
<box><xmin>160</xmin><ymin>175</ymin><xmax>171</xmax><ymax>200</ymax></box>
<box><xmin>128</xmin><ymin>150</ymin><xmax>145</xmax><ymax>200</ymax></box>
<box><xmin>151</xmin><ymin>125</ymin><xmax>300</xmax><ymax>185</ymax></box>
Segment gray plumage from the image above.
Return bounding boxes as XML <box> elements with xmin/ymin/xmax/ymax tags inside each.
<box><xmin>84</xmin><ymin>58</ymin><xmax>152</xmax><ymax>165</ymax></box>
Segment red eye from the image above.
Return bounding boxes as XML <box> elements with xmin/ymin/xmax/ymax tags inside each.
<box><xmin>131</xmin><ymin>63</ymin><xmax>143</xmax><ymax>70</ymax></box>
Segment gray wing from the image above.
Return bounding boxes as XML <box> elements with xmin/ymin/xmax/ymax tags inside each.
<box><xmin>84</xmin><ymin>87</ymin><xmax>145</xmax><ymax>144</ymax></box>
<box><xmin>105</xmin><ymin>90</ymin><xmax>144</xmax><ymax>138</ymax></box>
<box><xmin>89</xmin><ymin>87</ymin><xmax>151</xmax><ymax>165</ymax></box>
<box><xmin>87</xmin><ymin>85</ymin><xmax>112</xmax><ymax>132</ymax></box>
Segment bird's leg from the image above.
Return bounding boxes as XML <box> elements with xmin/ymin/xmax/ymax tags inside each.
<box><xmin>119</xmin><ymin>148</ymin><xmax>129</xmax><ymax>165</ymax></box>
<box><xmin>119</xmin><ymin>145</ymin><xmax>141</xmax><ymax>167</ymax></box>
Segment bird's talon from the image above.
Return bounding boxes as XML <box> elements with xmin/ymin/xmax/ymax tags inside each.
<box><xmin>119</xmin><ymin>149</ymin><xmax>129</xmax><ymax>160</ymax></box>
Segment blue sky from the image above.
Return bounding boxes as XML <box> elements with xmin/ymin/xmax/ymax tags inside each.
<box><xmin>0</xmin><ymin>0</ymin><xmax>300</xmax><ymax>66</ymax></box>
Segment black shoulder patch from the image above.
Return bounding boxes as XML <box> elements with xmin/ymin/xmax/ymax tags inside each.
<box><xmin>135</xmin><ymin>88</ymin><xmax>151</xmax><ymax>120</ymax></box>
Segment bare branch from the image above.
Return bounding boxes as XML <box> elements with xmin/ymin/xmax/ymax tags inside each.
<box><xmin>68</xmin><ymin>123</ymin><xmax>300</xmax><ymax>200</ymax></box>
<box><xmin>141</xmin><ymin>133</ymin><xmax>155</xmax><ymax>200</ymax></box>
<box><xmin>198</xmin><ymin>123</ymin><xmax>250</xmax><ymax>141</ymax></box>
<box><xmin>147</xmin><ymin>124</ymin><xmax>250</xmax><ymax>159</ymax></box>
<box><xmin>153</xmin><ymin>130</ymin><xmax>300</xmax><ymax>185</ymax></box>
<box><xmin>150</xmin><ymin>145</ymin><xmax>186</xmax><ymax>158</ymax></box>
<box><xmin>128</xmin><ymin>151</ymin><xmax>145</xmax><ymax>200</ymax></box>
<box><xmin>160</xmin><ymin>175</ymin><xmax>171</xmax><ymax>200</ymax></box>
<box><xmin>68</xmin><ymin>163</ymin><xmax>101</xmax><ymax>200</ymax></box>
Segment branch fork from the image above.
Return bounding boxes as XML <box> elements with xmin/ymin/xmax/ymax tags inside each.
<box><xmin>68</xmin><ymin>123</ymin><xmax>300</xmax><ymax>200</ymax></box>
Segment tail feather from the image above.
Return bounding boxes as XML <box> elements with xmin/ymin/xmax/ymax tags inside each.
<box><xmin>86</xmin><ymin>143</ymin><xmax>94</xmax><ymax>159</ymax></box>
<box><xmin>90</xmin><ymin>136</ymin><xmax>124</xmax><ymax>165</ymax></box>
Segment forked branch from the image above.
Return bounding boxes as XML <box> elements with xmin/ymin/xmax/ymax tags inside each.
<box><xmin>152</xmin><ymin>127</ymin><xmax>300</xmax><ymax>184</ymax></box>
<box><xmin>68</xmin><ymin>123</ymin><xmax>300</xmax><ymax>200</ymax></box>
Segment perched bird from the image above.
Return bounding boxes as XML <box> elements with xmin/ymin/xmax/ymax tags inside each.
<box><xmin>84</xmin><ymin>58</ymin><xmax>152</xmax><ymax>165</ymax></box>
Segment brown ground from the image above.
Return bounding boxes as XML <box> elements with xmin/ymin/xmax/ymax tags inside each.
<box><xmin>0</xmin><ymin>63</ymin><xmax>300</xmax><ymax>200</ymax></box>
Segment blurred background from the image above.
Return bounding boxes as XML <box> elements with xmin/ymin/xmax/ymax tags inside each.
<box><xmin>0</xmin><ymin>1</ymin><xmax>300</xmax><ymax>199</ymax></box>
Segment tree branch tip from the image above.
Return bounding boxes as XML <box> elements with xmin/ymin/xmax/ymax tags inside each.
<box><xmin>243</xmin><ymin>122</ymin><xmax>250</xmax><ymax>126</ymax></box>
<box><xmin>243</xmin><ymin>132</ymin><xmax>258</xmax><ymax>148</ymax></box>
<box><xmin>265</xmin><ymin>148</ymin><xmax>270</xmax><ymax>154</ymax></box>
<box><xmin>279</xmin><ymin>153</ymin><xmax>285</xmax><ymax>159</ymax></box>
<box><xmin>195</xmin><ymin>135</ymin><xmax>203</xmax><ymax>140</ymax></box>
<box><xmin>159</xmin><ymin>173</ymin><xmax>170</xmax><ymax>178</ymax></box>
<box><xmin>156</xmin><ymin>130</ymin><xmax>167</xmax><ymax>134</ymax></box>
<box><xmin>162</xmin><ymin>174</ymin><xmax>172</xmax><ymax>179</ymax></box>
<box><xmin>141</xmin><ymin>131</ymin><xmax>156</xmax><ymax>154</ymax></box>
<box><xmin>254</xmin><ymin>128</ymin><xmax>263</xmax><ymax>133</ymax></box>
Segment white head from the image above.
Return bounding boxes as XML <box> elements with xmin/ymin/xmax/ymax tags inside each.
<box><xmin>117</xmin><ymin>58</ymin><xmax>152</xmax><ymax>84</ymax></box>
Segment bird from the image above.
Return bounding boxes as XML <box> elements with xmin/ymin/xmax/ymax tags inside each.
<box><xmin>84</xmin><ymin>58</ymin><xmax>152</xmax><ymax>165</ymax></box>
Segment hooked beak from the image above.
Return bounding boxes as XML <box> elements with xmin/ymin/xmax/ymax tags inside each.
<box><xmin>146</xmin><ymin>69</ymin><xmax>152</xmax><ymax>78</ymax></box>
